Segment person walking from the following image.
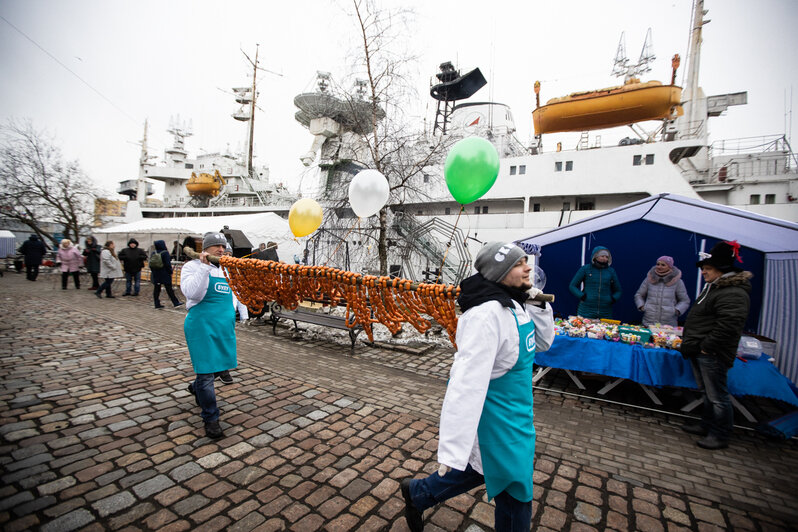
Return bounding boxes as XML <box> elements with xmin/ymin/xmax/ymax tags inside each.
<box><xmin>83</xmin><ymin>236</ymin><xmax>102</xmax><ymax>290</ymax></box>
<box><xmin>680</xmin><ymin>241</ymin><xmax>752</xmax><ymax>450</ymax></box>
<box><xmin>256</xmin><ymin>241</ymin><xmax>279</xmax><ymax>262</ymax></box>
<box><xmin>400</xmin><ymin>242</ymin><xmax>555</xmax><ymax>531</ymax></box>
<box><xmin>180</xmin><ymin>232</ymin><xmax>239</xmax><ymax>439</ymax></box>
<box><xmin>19</xmin><ymin>234</ymin><xmax>47</xmax><ymax>281</ymax></box>
<box><xmin>95</xmin><ymin>241</ymin><xmax>123</xmax><ymax>298</ymax></box>
<box><xmin>151</xmin><ymin>239</ymin><xmax>183</xmax><ymax>309</ymax></box>
<box><xmin>56</xmin><ymin>239</ymin><xmax>83</xmax><ymax>290</ymax></box>
<box><xmin>634</xmin><ymin>255</ymin><xmax>690</xmax><ymax>327</ymax></box>
<box><xmin>568</xmin><ymin>245</ymin><xmax>622</xmax><ymax>319</ymax></box>
<box><xmin>118</xmin><ymin>238</ymin><xmax>147</xmax><ymax>296</ymax></box>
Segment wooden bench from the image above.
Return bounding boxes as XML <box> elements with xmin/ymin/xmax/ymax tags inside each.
<box><xmin>269</xmin><ymin>302</ymin><xmax>363</xmax><ymax>348</ymax></box>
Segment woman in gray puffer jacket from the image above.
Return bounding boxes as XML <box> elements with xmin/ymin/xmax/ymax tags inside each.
<box><xmin>634</xmin><ymin>256</ymin><xmax>690</xmax><ymax>327</ymax></box>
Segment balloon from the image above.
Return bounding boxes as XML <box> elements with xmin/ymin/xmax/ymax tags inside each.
<box><xmin>349</xmin><ymin>169</ymin><xmax>390</xmax><ymax>218</ymax></box>
<box><xmin>288</xmin><ymin>198</ymin><xmax>323</xmax><ymax>237</ymax></box>
<box><xmin>444</xmin><ymin>136</ymin><xmax>500</xmax><ymax>204</ymax></box>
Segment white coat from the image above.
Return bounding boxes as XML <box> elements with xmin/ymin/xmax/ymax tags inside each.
<box><xmin>99</xmin><ymin>249</ymin><xmax>123</xmax><ymax>279</ymax></box>
<box><xmin>180</xmin><ymin>260</ymin><xmax>247</xmax><ymax>318</ymax></box>
<box><xmin>437</xmin><ymin>299</ymin><xmax>554</xmax><ymax>473</ymax></box>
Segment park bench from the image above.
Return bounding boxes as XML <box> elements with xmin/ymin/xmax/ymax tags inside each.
<box><xmin>269</xmin><ymin>302</ymin><xmax>363</xmax><ymax>348</ymax></box>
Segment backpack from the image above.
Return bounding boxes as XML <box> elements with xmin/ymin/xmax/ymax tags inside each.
<box><xmin>148</xmin><ymin>251</ymin><xmax>164</xmax><ymax>270</ymax></box>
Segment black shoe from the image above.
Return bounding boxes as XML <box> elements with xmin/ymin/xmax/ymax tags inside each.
<box><xmin>154</xmin><ymin>305</ymin><xmax>163</xmax><ymax>309</ymax></box>
<box><xmin>106</xmin><ymin>295</ymin><xmax>116</xmax><ymax>298</ymax></box>
<box><xmin>174</xmin><ymin>302</ymin><xmax>184</xmax><ymax>308</ymax></box>
<box><xmin>204</xmin><ymin>420</ymin><xmax>223</xmax><ymax>439</ymax></box>
<box><xmin>122</xmin><ymin>293</ymin><xmax>131</xmax><ymax>296</ymax></box>
<box><xmin>215</xmin><ymin>370</ymin><xmax>234</xmax><ymax>384</ymax></box>
<box><xmin>187</xmin><ymin>384</ymin><xmax>199</xmax><ymax>406</ymax></box>
<box><xmin>95</xmin><ymin>292</ymin><xmax>102</xmax><ymax>298</ymax></box>
<box><xmin>681</xmin><ymin>423</ymin><xmax>708</xmax><ymax>436</ymax></box>
<box><xmin>132</xmin><ymin>293</ymin><xmax>139</xmax><ymax>296</ymax></box>
<box><xmin>697</xmin><ymin>435</ymin><xmax>729</xmax><ymax>450</ymax></box>
<box><xmin>400</xmin><ymin>479</ymin><xmax>423</xmax><ymax>532</ymax></box>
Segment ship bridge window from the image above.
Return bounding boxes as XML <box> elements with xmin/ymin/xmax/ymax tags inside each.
<box><xmin>750</xmin><ymin>194</ymin><xmax>760</xmax><ymax>205</ymax></box>
<box><xmin>565</xmin><ymin>161</ymin><xmax>573</xmax><ymax>171</ymax></box>
<box><xmin>519</xmin><ymin>165</ymin><xmax>526</xmax><ymax>175</ymax></box>
<box><xmin>474</xmin><ymin>206</ymin><xmax>480</xmax><ymax>214</ymax></box>
<box><xmin>510</xmin><ymin>166</ymin><xmax>517</xmax><ymax>175</ymax></box>
<box><xmin>532</xmin><ymin>203</ymin><xmax>541</xmax><ymax>212</ymax></box>
<box><xmin>645</xmin><ymin>154</ymin><xmax>655</xmax><ymax>165</ymax></box>
<box><xmin>482</xmin><ymin>206</ymin><xmax>489</xmax><ymax>214</ymax></box>
<box><xmin>185</xmin><ymin>163</ymin><xmax>194</xmax><ymax>169</ymax></box>
<box><xmin>445</xmin><ymin>207</ymin><xmax>451</xmax><ymax>215</ymax></box>
<box><xmin>555</xmin><ymin>162</ymin><xmax>563</xmax><ymax>172</ymax></box>
<box><xmin>765</xmin><ymin>194</ymin><xmax>776</xmax><ymax>204</ymax></box>
<box><xmin>423</xmin><ymin>174</ymin><xmax>430</xmax><ymax>183</ymax></box>
<box><xmin>633</xmin><ymin>155</ymin><xmax>642</xmax><ymax>166</ymax></box>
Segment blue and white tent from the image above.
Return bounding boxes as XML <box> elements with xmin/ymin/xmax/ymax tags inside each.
<box><xmin>517</xmin><ymin>193</ymin><xmax>798</xmax><ymax>383</ymax></box>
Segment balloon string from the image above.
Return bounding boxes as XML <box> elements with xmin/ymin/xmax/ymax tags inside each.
<box><xmin>435</xmin><ymin>205</ymin><xmax>464</xmax><ymax>284</ymax></box>
<box><xmin>323</xmin><ymin>218</ymin><xmax>360</xmax><ymax>267</ymax></box>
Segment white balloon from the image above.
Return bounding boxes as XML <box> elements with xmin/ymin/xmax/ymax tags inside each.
<box><xmin>348</xmin><ymin>169</ymin><xmax>390</xmax><ymax>218</ymax></box>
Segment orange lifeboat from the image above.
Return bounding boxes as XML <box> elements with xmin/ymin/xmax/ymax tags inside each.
<box><xmin>186</xmin><ymin>169</ymin><xmax>226</xmax><ymax>197</ymax></box>
<box><xmin>532</xmin><ymin>79</ymin><xmax>682</xmax><ymax>135</ymax></box>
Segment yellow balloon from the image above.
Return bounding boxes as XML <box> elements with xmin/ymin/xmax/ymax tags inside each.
<box><xmin>288</xmin><ymin>198</ymin><xmax>323</xmax><ymax>237</ymax></box>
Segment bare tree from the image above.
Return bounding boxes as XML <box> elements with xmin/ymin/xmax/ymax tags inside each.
<box><xmin>0</xmin><ymin>120</ymin><xmax>98</xmax><ymax>244</ymax></box>
<box><xmin>341</xmin><ymin>0</ymin><xmax>453</xmax><ymax>275</ymax></box>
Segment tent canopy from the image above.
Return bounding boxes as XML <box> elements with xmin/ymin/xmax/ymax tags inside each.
<box><xmin>94</xmin><ymin>212</ymin><xmax>302</xmax><ymax>262</ymax></box>
<box><xmin>518</xmin><ymin>193</ymin><xmax>798</xmax><ymax>383</ymax></box>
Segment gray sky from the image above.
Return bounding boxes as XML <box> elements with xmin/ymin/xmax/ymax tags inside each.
<box><xmin>1</xmin><ymin>0</ymin><xmax>796</xmax><ymax>199</ymax></box>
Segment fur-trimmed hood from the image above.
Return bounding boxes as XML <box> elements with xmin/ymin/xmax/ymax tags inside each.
<box><xmin>713</xmin><ymin>270</ymin><xmax>753</xmax><ymax>290</ymax></box>
<box><xmin>647</xmin><ymin>265</ymin><xmax>682</xmax><ymax>287</ymax></box>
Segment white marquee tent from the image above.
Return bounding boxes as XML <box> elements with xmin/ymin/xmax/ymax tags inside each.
<box><xmin>94</xmin><ymin>213</ymin><xmax>302</xmax><ymax>262</ymax></box>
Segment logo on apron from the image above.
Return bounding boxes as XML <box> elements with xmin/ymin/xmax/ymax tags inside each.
<box><xmin>525</xmin><ymin>330</ymin><xmax>536</xmax><ymax>352</ymax></box>
<box><xmin>214</xmin><ymin>282</ymin><xmax>231</xmax><ymax>294</ymax></box>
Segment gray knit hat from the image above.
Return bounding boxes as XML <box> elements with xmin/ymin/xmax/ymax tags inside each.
<box><xmin>475</xmin><ymin>242</ymin><xmax>526</xmax><ymax>282</ymax></box>
<box><xmin>202</xmin><ymin>232</ymin><xmax>228</xmax><ymax>250</ymax></box>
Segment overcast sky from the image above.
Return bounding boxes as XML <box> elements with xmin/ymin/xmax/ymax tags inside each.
<box><xmin>1</xmin><ymin>0</ymin><xmax>796</xmax><ymax>199</ymax></box>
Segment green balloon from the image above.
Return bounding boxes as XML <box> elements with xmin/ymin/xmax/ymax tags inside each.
<box><xmin>444</xmin><ymin>136</ymin><xmax>500</xmax><ymax>205</ymax></box>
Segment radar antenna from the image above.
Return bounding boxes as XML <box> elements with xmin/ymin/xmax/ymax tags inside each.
<box><xmin>611</xmin><ymin>28</ymin><xmax>656</xmax><ymax>82</ymax></box>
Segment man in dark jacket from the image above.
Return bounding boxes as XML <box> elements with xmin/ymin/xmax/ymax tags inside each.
<box><xmin>680</xmin><ymin>240</ymin><xmax>752</xmax><ymax>450</ymax></box>
<box><xmin>118</xmin><ymin>238</ymin><xmax>148</xmax><ymax>296</ymax></box>
<box><xmin>568</xmin><ymin>246</ymin><xmax>622</xmax><ymax>319</ymax></box>
<box><xmin>19</xmin><ymin>235</ymin><xmax>47</xmax><ymax>281</ymax></box>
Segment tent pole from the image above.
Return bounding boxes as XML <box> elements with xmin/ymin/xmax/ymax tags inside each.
<box><xmin>695</xmin><ymin>238</ymin><xmax>706</xmax><ymax>298</ymax></box>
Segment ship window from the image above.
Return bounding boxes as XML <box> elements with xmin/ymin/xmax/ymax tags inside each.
<box><xmin>185</xmin><ymin>163</ymin><xmax>194</xmax><ymax>169</ymax></box>
<box><xmin>423</xmin><ymin>174</ymin><xmax>430</xmax><ymax>183</ymax></box>
<box><xmin>577</xmin><ymin>200</ymin><xmax>594</xmax><ymax>211</ymax></box>
<box><xmin>765</xmin><ymin>194</ymin><xmax>776</xmax><ymax>204</ymax></box>
<box><xmin>750</xmin><ymin>194</ymin><xmax>760</xmax><ymax>205</ymax></box>
<box><xmin>482</xmin><ymin>206</ymin><xmax>489</xmax><ymax>214</ymax></box>
<box><xmin>417</xmin><ymin>210</ymin><xmax>423</xmax><ymax>215</ymax></box>
<box><xmin>645</xmin><ymin>154</ymin><xmax>655</xmax><ymax>165</ymax></box>
<box><xmin>633</xmin><ymin>155</ymin><xmax>642</xmax><ymax>166</ymax></box>
<box><xmin>562</xmin><ymin>202</ymin><xmax>571</xmax><ymax>211</ymax></box>
<box><xmin>555</xmin><ymin>162</ymin><xmax>563</xmax><ymax>172</ymax></box>
<box><xmin>565</xmin><ymin>161</ymin><xmax>573</xmax><ymax>171</ymax></box>
<box><xmin>533</xmin><ymin>203</ymin><xmax>541</xmax><ymax>212</ymax></box>
<box><xmin>445</xmin><ymin>207</ymin><xmax>451</xmax><ymax>215</ymax></box>
<box><xmin>519</xmin><ymin>165</ymin><xmax>526</xmax><ymax>175</ymax></box>
<box><xmin>474</xmin><ymin>206</ymin><xmax>480</xmax><ymax>214</ymax></box>
<box><xmin>510</xmin><ymin>166</ymin><xmax>517</xmax><ymax>175</ymax></box>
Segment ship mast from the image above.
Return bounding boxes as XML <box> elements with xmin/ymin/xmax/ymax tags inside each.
<box><xmin>247</xmin><ymin>45</ymin><xmax>258</xmax><ymax>179</ymax></box>
<box><xmin>683</xmin><ymin>0</ymin><xmax>708</xmax><ymax>136</ymax></box>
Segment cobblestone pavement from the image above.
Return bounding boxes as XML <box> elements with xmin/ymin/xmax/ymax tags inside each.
<box><xmin>1</xmin><ymin>273</ymin><xmax>797</xmax><ymax>531</ymax></box>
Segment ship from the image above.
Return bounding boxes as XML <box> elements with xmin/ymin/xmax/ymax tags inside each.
<box><xmin>295</xmin><ymin>0</ymin><xmax>796</xmax><ymax>280</ymax></box>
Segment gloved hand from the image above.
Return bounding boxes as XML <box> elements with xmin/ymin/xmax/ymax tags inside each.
<box><xmin>437</xmin><ymin>463</ymin><xmax>450</xmax><ymax>477</ymax></box>
<box><xmin>527</xmin><ymin>286</ymin><xmax>543</xmax><ymax>300</ymax></box>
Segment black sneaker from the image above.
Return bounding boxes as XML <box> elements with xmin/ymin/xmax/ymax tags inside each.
<box><xmin>122</xmin><ymin>293</ymin><xmax>131</xmax><ymax>296</ymax></box>
<box><xmin>697</xmin><ymin>435</ymin><xmax>729</xmax><ymax>450</ymax></box>
<box><xmin>215</xmin><ymin>370</ymin><xmax>234</xmax><ymax>384</ymax></box>
<box><xmin>187</xmin><ymin>383</ymin><xmax>199</xmax><ymax>406</ymax></box>
<box><xmin>204</xmin><ymin>420</ymin><xmax>223</xmax><ymax>439</ymax></box>
<box><xmin>400</xmin><ymin>478</ymin><xmax>423</xmax><ymax>532</ymax></box>
<box><xmin>95</xmin><ymin>292</ymin><xmax>102</xmax><ymax>299</ymax></box>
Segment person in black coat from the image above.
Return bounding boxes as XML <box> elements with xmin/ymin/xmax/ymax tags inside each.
<box><xmin>118</xmin><ymin>238</ymin><xmax>148</xmax><ymax>296</ymax></box>
<box><xmin>680</xmin><ymin>240</ymin><xmax>752</xmax><ymax>450</ymax></box>
<box><xmin>83</xmin><ymin>236</ymin><xmax>102</xmax><ymax>290</ymax></box>
<box><xmin>151</xmin><ymin>239</ymin><xmax>183</xmax><ymax>308</ymax></box>
<box><xmin>19</xmin><ymin>235</ymin><xmax>47</xmax><ymax>281</ymax></box>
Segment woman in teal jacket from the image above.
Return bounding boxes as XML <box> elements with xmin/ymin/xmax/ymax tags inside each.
<box><xmin>568</xmin><ymin>246</ymin><xmax>622</xmax><ymax>319</ymax></box>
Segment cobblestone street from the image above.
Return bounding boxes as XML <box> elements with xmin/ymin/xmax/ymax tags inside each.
<box><xmin>1</xmin><ymin>274</ymin><xmax>797</xmax><ymax>531</ymax></box>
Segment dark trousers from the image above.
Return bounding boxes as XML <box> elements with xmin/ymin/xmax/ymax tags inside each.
<box><xmin>88</xmin><ymin>272</ymin><xmax>99</xmax><ymax>288</ymax></box>
<box><xmin>61</xmin><ymin>271</ymin><xmax>80</xmax><ymax>289</ymax></box>
<box><xmin>96</xmin><ymin>277</ymin><xmax>114</xmax><ymax>297</ymax></box>
<box><xmin>154</xmin><ymin>282</ymin><xmax>180</xmax><ymax>307</ymax></box>
<box><xmin>689</xmin><ymin>355</ymin><xmax>733</xmax><ymax>441</ymax></box>
<box><xmin>26</xmin><ymin>264</ymin><xmax>40</xmax><ymax>280</ymax></box>
<box><xmin>194</xmin><ymin>373</ymin><xmax>220</xmax><ymax>423</ymax></box>
<box><xmin>408</xmin><ymin>464</ymin><xmax>532</xmax><ymax>531</ymax></box>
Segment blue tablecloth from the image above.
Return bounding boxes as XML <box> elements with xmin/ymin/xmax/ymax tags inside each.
<box><xmin>537</xmin><ymin>335</ymin><xmax>798</xmax><ymax>407</ymax></box>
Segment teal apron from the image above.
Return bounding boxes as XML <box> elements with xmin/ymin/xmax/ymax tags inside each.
<box><xmin>183</xmin><ymin>274</ymin><xmax>237</xmax><ymax>374</ymax></box>
<box><xmin>476</xmin><ymin>307</ymin><xmax>536</xmax><ymax>502</ymax></box>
